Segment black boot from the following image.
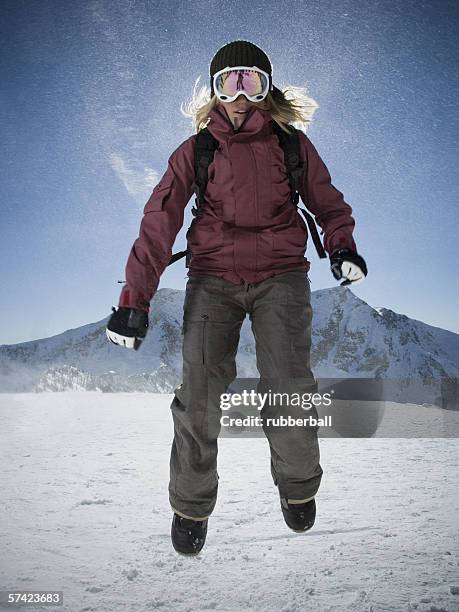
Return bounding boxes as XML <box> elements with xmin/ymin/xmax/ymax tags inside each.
<box><xmin>280</xmin><ymin>497</ymin><xmax>316</xmax><ymax>532</ymax></box>
<box><xmin>171</xmin><ymin>513</ymin><xmax>208</xmax><ymax>555</ymax></box>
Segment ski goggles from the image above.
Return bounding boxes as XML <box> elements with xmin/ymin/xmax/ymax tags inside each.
<box><xmin>212</xmin><ymin>66</ymin><xmax>271</xmax><ymax>102</ymax></box>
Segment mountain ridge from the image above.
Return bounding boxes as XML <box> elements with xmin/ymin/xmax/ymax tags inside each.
<box><xmin>0</xmin><ymin>287</ymin><xmax>457</xmax><ymax>404</ymax></box>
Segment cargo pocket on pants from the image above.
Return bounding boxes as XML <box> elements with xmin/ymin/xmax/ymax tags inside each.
<box><xmin>182</xmin><ymin>304</ymin><xmax>239</xmax><ymax>366</ymax></box>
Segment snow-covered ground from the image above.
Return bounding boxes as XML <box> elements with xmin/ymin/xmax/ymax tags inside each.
<box><xmin>0</xmin><ymin>393</ymin><xmax>458</xmax><ymax>612</ymax></box>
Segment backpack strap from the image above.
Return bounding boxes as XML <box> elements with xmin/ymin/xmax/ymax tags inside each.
<box><xmin>191</xmin><ymin>128</ymin><xmax>220</xmax><ymax>217</ymax></box>
<box><xmin>167</xmin><ymin>128</ymin><xmax>219</xmax><ymax>266</ymax></box>
<box><xmin>271</xmin><ymin>121</ymin><xmax>327</xmax><ymax>259</ymax></box>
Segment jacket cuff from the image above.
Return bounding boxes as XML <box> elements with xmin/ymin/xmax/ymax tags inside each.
<box><xmin>328</xmin><ymin>235</ymin><xmax>357</xmax><ymax>256</ymax></box>
<box><xmin>118</xmin><ymin>286</ymin><xmax>150</xmax><ymax>312</ymax></box>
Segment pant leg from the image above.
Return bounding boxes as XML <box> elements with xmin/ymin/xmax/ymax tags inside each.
<box><xmin>249</xmin><ymin>268</ymin><xmax>323</xmax><ymax>501</ymax></box>
<box><xmin>169</xmin><ymin>275</ymin><xmax>246</xmax><ymax>519</ymax></box>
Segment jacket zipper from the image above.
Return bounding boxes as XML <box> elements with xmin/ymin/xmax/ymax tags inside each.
<box><xmin>247</xmin><ymin>144</ymin><xmax>258</xmax><ymax>273</ymax></box>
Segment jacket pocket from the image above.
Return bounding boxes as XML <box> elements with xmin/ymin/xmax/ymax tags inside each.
<box><xmin>187</xmin><ymin>223</ymin><xmax>224</xmax><ymax>258</ymax></box>
<box><xmin>144</xmin><ymin>175</ymin><xmax>174</xmax><ymax>212</ymax></box>
<box><xmin>272</xmin><ymin>226</ymin><xmax>307</xmax><ymax>255</ymax></box>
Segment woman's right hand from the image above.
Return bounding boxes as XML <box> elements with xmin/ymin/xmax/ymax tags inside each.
<box><xmin>106</xmin><ymin>307</ymin><xmax>149</xmax><ymax>350</ymax></box>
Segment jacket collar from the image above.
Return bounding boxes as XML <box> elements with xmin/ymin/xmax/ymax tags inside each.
<box><xmin>206</xmin><ymin>104</ymin><xmax>274</xmax><ymax>143</ymax></box>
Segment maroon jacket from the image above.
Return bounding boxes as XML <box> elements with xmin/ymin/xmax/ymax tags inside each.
<box><xmin>119</xmin><ymin>105</ymin><xmax>357</xmax><ymax>311</ymax></box>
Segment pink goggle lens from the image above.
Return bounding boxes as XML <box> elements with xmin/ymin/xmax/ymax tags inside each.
<box><xmin>217</xmin><ymin>69</ymin><xmax>267</xmax><ymax>98</ymax></box>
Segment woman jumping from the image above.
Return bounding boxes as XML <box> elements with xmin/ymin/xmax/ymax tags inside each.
<box><xmin>106</xmin><ymin>40</ymin><xmax>368</xmax><ymax>555</ymax></box>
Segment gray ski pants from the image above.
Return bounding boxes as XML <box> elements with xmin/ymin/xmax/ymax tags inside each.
<box><xmin>169</xmin><ymin>266</ymin><xmax>323</xmax><ymax>520</ymax></box>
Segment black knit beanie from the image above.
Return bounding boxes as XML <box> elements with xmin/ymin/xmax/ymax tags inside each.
<box><xmin>209</xmin><ymin>40</ymin><xmax>273</xmax><ymax>97</ymax></box>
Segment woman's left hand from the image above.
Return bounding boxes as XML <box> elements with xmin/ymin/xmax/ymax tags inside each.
<box><xmin>330</xmin><ymin>249</ymin><xmax>368</xmax><ymax>286</ymax></box>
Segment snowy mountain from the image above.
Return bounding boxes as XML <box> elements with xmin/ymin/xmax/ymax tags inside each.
<box><xmin>0</xmin><ymin>286</ymin><xmax>458</xmax><ymax>405</ymax></box>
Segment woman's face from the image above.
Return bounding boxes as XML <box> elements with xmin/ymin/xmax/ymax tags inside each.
<box><xmin>218</xmin><ymin>94</ymin><xmax>267</xmax><ymax>129</ymax></box>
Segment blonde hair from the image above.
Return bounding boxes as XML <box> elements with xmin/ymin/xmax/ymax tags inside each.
<box><xmin>180</xmin><ymin>76</ymin><xmax>319</xmax><ymax>134</ymax></box>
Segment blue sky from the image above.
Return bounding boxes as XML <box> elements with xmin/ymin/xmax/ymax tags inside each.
<box><xmin>1</xmin><ymin>0</ymin><xmax>458</xmax><ymax>344</ymax></box>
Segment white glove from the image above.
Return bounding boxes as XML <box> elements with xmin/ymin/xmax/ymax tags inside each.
<box><xmin>340</xmin><ymin>260</ymin><xmax>365</xmax><ymax>285</ymax></box>
<box><xmin>106</xmin><ymin>307</ymin><xmax>149</xmax><ymax>351</ymax></box>
<box><xmin>330</xmin><ymin>249</ymin><xmax>368</xmax><ymax>286</ymax></box>
<box><xmin>106</xmin><ymin>328</ymin><xmax>139</xmax><ymax>349</ymax></box>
